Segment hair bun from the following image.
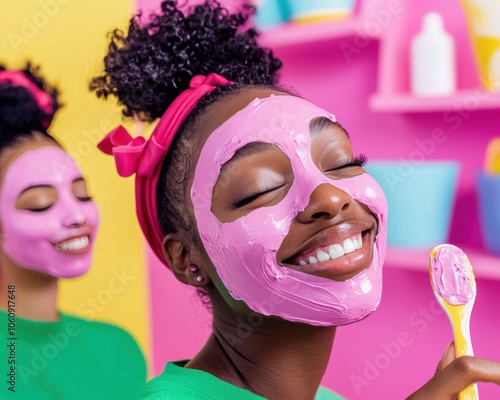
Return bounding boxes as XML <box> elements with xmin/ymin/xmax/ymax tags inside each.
<box><xmin>0</xmin><ymin>63</ymin><xmax>61</xmax><ymax>138</ymax></box>
<box><xmin>90</xmin><ymin>0</ymin><xmax>282</xmax><ymax>122</ymax></box>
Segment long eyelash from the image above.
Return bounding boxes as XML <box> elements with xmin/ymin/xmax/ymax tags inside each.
<box><xmin>233</xmin><ymin>185</ymin><xmax>285</xmax><ymax>208</ymax></box>
<box><xmin>28</xmin><ymin>206</ymin><xmax>52</xmax><ymax>212</ymax></box>
<box><xmin>78</xmin><ymin>196</ymin><xmax>93</xmax><ymax>202</ymax></box>
<box><xmin>234</xmin><ymin>192</ymin><xmax>261</xmax><ymax>208</ymax></box>
<box><xmin>344</xmin><ymin>154</ymin><xmax>368</xmax><ymax>168</ymax></box>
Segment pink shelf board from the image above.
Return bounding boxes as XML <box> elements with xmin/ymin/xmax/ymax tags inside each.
<box><xmin>385</xmin><ymin>246</ymin><xmax>500</xmax><ymax>280</ymax></box>
<box><xmin>258</xmin><ymin>18</ymin><xmax>375</xmax><ymax>49</ymax></box>
<box><xmin>369</xmin><ymin>90</ymin><xmax>500</xmax><ymax>113</ymax></box>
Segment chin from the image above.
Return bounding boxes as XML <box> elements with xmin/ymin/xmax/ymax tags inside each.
<box><xmin>48</xmin><ymin>262</ymin><xmax>92</xmax><ymax>279</ymax></box>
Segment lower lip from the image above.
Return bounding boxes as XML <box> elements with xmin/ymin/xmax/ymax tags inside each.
<box><xmin>284</xmin><ymin>231</ymin><xmax>374</xmax><ymax>281</ymax></box>
<box><xmin>53</xmin><ymin>237</ymin><xmax>92</xmax><ymax>256</ymax></box>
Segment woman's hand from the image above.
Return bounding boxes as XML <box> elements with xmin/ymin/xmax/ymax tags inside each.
<box><xmin>406</xmin><ymin>342</ymin><xmax>500</xmax><ymax>399</ymax></box>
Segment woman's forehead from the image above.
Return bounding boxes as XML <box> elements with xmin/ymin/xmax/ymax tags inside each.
<box><xmin>196</xmin><ymin>88</ymin><xmax>289</xmax><ymax>145</ymax></box>
<box><xmin>1</xmin><ymin>146</ymin><xmax>82</xmax><ymax>197</ymax></box>
<box><xmin>0</xmin><ymin>136</ymin><xmax>58</xmax><ymax>185</ymax></box>
<box><xmin>199</xmin><ymin>94</ymin><xmax>336</xmax><ymax>166</ymax></box>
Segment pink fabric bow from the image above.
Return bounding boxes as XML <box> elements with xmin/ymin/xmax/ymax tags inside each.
<box><xmin>0</xmin><ymin>70</ymin><xmax>54</xmax><ymax>128</ymax></box>
<box><xmin>98</xmin><ymin>73</ymin><xmax>233</xmax><ymax>266</ymax></box>
<box><xmin>97</xmin><ymin>126</ymin><xmax>147</xmax><ymax>177</ymax></box>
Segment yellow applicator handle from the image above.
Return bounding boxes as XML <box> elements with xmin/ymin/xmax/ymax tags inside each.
<box><xmin>429</xmin><ymin>245</ymin><xmax>479</xmax><ymax>400</ymax></box>
<box><xmin>484</xmin><ymin>137</ymin><xmax>500</xmax><ymax>174</ymax></box>
<box><xmin>440</xmin><ymin>300</ymin><xmax>478</xmax><ymax>399</ymax></box>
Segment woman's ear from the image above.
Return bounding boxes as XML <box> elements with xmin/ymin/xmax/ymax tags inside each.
<box><xmin>163</xmin><ymin>233</ymin><xmax>210</xmax><ymax>287</ymax></box>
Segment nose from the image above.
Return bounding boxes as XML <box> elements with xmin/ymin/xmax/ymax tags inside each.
<box><xmin>61</xmin><ymin>198</ymin><xmax>87</xmax><ymax>228</ymax></box>
<box><xmin>296</xmin><ymin>183</ymin><xmax>352</xmax><ymax>224</ymax></box>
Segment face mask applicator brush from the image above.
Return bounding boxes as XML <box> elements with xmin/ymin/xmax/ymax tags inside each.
<box><xmin>429</xmin><ymin>244</ymin><xmax>479</xmax><ymax>400</ymax></box>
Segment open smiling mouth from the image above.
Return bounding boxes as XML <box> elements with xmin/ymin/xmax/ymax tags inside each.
<box><xmin>53</xmin><ymin>236</ymin><xmax>90</xmax><ymax>253</ymax></box>
<box><xmin>297</xmin><ymin>232</ymin><xmax>363</xmax><ymax>266</ymax></box>
<box><xmin>282</xmin><ymin>229</ymin><xmax>375</xmax><ymax>280</ymax></box>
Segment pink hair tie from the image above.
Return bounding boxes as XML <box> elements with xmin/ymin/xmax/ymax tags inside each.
<box><xmin>98</xmin><ymin>73</ymin><xmax>234</xmax><ymax>266</ymax></box>
<box><xmin>0</xmin><ymin>70</ymin><xmax>54</xmax><ymax>128</ymax></box>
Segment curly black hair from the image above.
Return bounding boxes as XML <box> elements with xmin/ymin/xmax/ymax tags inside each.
<box><xmin>0</xmin><ymin>62</ymin><xmax>61</xmax><ymax>151</ymax></box>
<box><xmin>90</xmin><ymin>0</ymin><xmax>283</xmax><ymax>237</ymax></box>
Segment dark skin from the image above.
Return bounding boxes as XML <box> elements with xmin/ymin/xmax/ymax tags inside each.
<box><xmin>162</xmin><ymin>88</ymin><xmax>500</xmax><ymax>399</ymax></box>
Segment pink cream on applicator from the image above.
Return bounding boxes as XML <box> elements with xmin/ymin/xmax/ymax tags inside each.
<box><xmin>429</xmin><ymin>244</ymin><xmax>478</xmax><ymax>400</ymax></box>
<box><xmin>430</xmin><ymin>245</ymin><xmax>475</xmax><ymax>305</ymax></box>
<box><xmin>191</xmin><ymin>95</ymin><xmax>388</xmax><ymax>326</ymax></box>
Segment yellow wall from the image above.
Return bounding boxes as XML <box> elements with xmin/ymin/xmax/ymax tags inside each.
<box><xmin>0</xmin><ymin>0</ymin><xmax>151</xmax><ymax>371</ymax></box>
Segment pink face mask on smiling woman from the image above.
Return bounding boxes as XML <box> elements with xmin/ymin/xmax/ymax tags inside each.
<box><xmin>192</xmin><ymin>95</ymin><xmax>388</xmax><ymax>327</ymax></box>
<box><xmin>0</xmin><ymin>146</ymin><xmax>99</xmax><ymax>278</ymax></box>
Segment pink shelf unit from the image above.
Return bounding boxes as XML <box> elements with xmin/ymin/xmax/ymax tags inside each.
<box><xmin>368</xmin><ymin>0</ymin><xmax>499</xmax><ymax>113</ymax></box>
<box><xmin>385</xmin><ymin>246</ymin><xmax>500</xmax><ymax>280</ymax></box>
<box><xmin>259</xmin><ymin>19</ymin><xmax>366</xmax><ymax>49</ymax></box>
<box><xmin>370</xmin><ymin>90</ymin><xmax>500</xmax><ymax>113</ymax></box>
<box><xmin>258</xmin><ymin>0</ymin><xmax>392</xmax><ymax>49</ymax></box>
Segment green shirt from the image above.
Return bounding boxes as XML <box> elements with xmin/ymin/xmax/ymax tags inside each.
<box><xmin>140</xmin><ymin>360</ymin><xmax>344</xmax><ymax>399</ymax></box>
<box><xmin>1</xmin><ymin>310</ymin><xmax>146</xmax><ymax>400</ymax></box>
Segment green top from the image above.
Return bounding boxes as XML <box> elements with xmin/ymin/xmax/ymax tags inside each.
<box><xmin>140</xmin><ymin>360</ymin><xmax>345</xmax><ymax>399</ymax></box>
<box><xmin>1</xmin><ymin>310</ymin><xmax>146</xmax><ymax>400</ymax></box>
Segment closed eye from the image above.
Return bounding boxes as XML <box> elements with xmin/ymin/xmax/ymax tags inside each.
<box><xmin>326</xmin><ymin>154</ymin><xmax>367</xmax><ymax>171</ymax></box>
<box><xmin>77</xmin><ymin>196</ymin><xmax>93</xmax><ymax>202</ymax></box>
<box><xmin>233</xmin><ymin>184</ymin><xmax>286</xmax><ymax>208</ymax></box>
<box><xmin>26</xmin><ymin>205</ymin><xmax>53</xmax><ymax>212</ymax></box>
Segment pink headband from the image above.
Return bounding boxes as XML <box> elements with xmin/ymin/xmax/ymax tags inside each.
<box><xmin>98</xmin><ymin>73</ymin><xmax>233</xmax><ymax>266</ymax></box>
<box><xmin>0</xmin><ymin>70</ymin><xmax>54</xmax><ymax>128</ymax></box>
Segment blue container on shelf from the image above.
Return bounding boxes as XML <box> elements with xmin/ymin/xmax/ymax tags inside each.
<box><xmin>365</xmin><ymin>161</ymin><xmax>460</xmax><ymax>249</ymax></box>
<box><xmin>285</xmin><ymin>0</ymin><xmax>355</xmax><ymax>23</ymax></box>
<box><xmin>253</xmin><ymin>0</ymin><xmax>289</xmax><ymax>29</ymax></box>
<box><xmin>477</xmin><ymin>172</ymin><xmax>500</xmax><ymax>254</ymax></box>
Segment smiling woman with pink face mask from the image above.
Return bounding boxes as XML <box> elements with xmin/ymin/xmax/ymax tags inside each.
<box><xmin>0</xmin><ymin>63</ymin><xmax>146</xmax><ymax>399</ymax></box>
<box><xmin>91</xmin><ymin>1</ymin><xmax>500</xmax><ymax>399</ymax></box>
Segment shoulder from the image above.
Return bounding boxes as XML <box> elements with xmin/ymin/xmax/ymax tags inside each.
<box><xmin>315</xmin><ymin>386</ymin><xmax>346</xmax><ymax>400</ymax></box>
<box><xmin>61</xmin><ymin>314</ymin><xmax>147</xmax><ymax>370</ymax></box>
<box><xmin>138</xmin><ymin>361</ymin><xmax>268</xmax><ymax>400</ymax></box>
<box><xmin>62</xmin><ymin>313</ymin><xmax>137</xmax><ymax>342</ymax></box>
<box><xmin>139</xmin><ymin>361</ymin><xmax>212</xmax><ymax>400</ymax></box>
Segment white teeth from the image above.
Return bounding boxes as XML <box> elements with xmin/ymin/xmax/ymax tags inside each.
<box><xmin>55</xmin><ymin>236</ymin><xmax>89</xmax><ymax>251</ymax></box>
<box><xmin>297</xmin><ymin>232</ymin><xmax>364</xmax><ymax>266</ymax></box>
<box><xmin>317</xmin><ymin>250</ymin><xmax>330</xmax><ymax>262</ymax></box>
<box><xmin>354</xmin><ymin>234</ymin><xmax>363</xmax><ymax>250</ymax></box>
<box><xmin>343</xmin><ymin>238</ymin><xmax>356</xmax><ymax>254</ymax></box>
<box><xmin>328</xmin><ymin>244</ymin><xmax>345</xmax><ymax>260</ymax></box>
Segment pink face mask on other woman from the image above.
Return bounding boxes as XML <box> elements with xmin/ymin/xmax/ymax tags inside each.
<box><xmin>0</xmin><ymin>146</ymin><xmax>99</xmax><ymax>278</ymax></box>
<box><xmin>192</xmin><ymin>95</ymin><xmax>387</xmax><ymax>327</ymax></box>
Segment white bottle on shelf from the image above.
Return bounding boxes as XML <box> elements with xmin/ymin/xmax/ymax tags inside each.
<box><xmin>410</xmin><ymin>12</ymin><xmax>456</xmax><ymax>97</ymax></box>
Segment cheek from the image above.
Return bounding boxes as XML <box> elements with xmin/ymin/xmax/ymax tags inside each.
<box><xmin>4</xmin><ymin>210</ymin><xmax>60</xmax><ymax>241</ymax></box>
<box><xmin>84</xmin><ymin>201</ymin><xmax>100</xmax><ymax>229</ymax></box>
<box><xmin>219</xmin><ymin>202</ymin><xmax>295</xmax><ymax>268</ymax></box>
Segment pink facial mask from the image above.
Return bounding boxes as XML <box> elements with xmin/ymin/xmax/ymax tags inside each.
<box><xmin>192</xmin><ymin>95</ymin><xmax>387</xmax><ymax>326</ymax></box>
<box><xmin>0</xmin><ymin>147</ymin><xmax>99</xmax><ymax>278</ymax></box>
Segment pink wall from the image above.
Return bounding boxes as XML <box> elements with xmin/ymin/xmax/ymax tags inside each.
<box><xmin>141</xmin><ymin>0</ymin><xmax>500</xmax><ymax>398</ymax></box>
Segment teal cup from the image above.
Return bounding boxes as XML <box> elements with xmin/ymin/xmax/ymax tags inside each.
<box><xmin>477</xmin><ymin>172</ymin><xmax>500</xmax><ymax>254</ymax></box>
<box><xmin>254</xmin><ymin>0</ymin><xmax>289</xmax><ymax>29</ymax></box>
<box><xmin>285</xmin><ymin>0</ymin><xmax>355</xmax><ymax>23</ymax></box>
<box><xmin>364</xmin><ymin>161</ymin><xmax>460</xmax><ymax>248</ymax></box>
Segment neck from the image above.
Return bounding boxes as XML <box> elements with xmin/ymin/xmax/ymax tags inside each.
<box><xmin>0</xmin><ymin>253</ymin><xmax>59</xmax><ymax>321</ymax></box>
<box><xmin>188</xmin><ymin>290</ymin><xmax>336</xmax><ymax>400</ymax></box>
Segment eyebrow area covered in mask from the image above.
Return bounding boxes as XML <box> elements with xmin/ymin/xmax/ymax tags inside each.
<box><xmin>309</xmin><ymin>117</ymin><xmax>348</xmax><ymax>138</ymax></box>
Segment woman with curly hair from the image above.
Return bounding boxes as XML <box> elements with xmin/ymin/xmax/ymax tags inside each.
<box><xmin>0</xmin><ymin>63</ymin><xmax>146</xmax><ymax>399</ymax></box>
<box><xmin>91</xmin><ymin>1</ymin><xmax>500</xmax><ymax>398</ymax></box>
